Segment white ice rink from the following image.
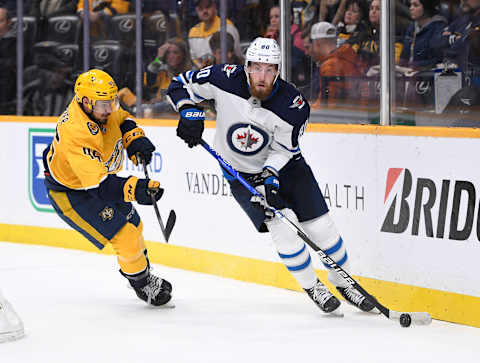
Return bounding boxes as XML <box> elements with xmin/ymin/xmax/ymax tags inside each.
<box><xmin>1</xmin><ymin>241</ymin><xmax>479</xmax><ymax>363</ymax></box>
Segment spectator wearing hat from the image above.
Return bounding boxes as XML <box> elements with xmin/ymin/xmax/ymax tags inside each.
<box><xmin>188</xmin><ymin>0</ymin><xmax>242</xmax><ymax>69</ymax></box>
<box><xmin>310</xmin><ymin>21</ymin><xmax>366</xmax><ymax>109</ymax></box>
<box><xmin>400</xmin><ymin>0</ymin><xmax>447</xmax><ymax>69</ymax></box>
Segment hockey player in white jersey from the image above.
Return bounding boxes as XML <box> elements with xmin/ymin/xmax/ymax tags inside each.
<box><xmin>166</xmin><ymin>37</ymin><xmax>376</xmax><ymax>314</ymax></box>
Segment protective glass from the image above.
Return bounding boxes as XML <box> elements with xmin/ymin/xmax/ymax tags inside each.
<box><xmin>94</xmin><ymin>96</ymin><xmax>119</xmax><ymax>113</ymax></box>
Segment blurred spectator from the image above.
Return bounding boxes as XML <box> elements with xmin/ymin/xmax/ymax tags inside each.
<box><xmin>234</xmin><ymin>0</ymin><xmax>275</xmax><ymax>41</ymax></box>
<box><xmin>336</xmin><ymin>0</ymin><xmax>369</xmax><ymax>46</ymax></box>
<box><xmin>30</xmin><ymin>0</ymin><xmax>77</xmax><ymax>18</ymax></box>
<box><xmin>23</xmin><ymin>41</ymin><xmax>74</xmax><ymax>115</ymax></box>
<box><xmin>142</xmin><ymin>0</ymin><xmax>178</xmax><ymax>38</ymax></box>
<box><xmin>395</xmin><ymin>0</ymin><xmax>413</xmax><ymax>39</ymax></box>
<box><xmin>118</xmin><ymin>37</ymin><xmax>191</xmax><ymax>117</ymax></box>
<box><xmin>400</xmin><ymin>0</ymin><xmax>447</xmax><ymax>69</ymax></box>
<box><xmin>77</xmin><ymin>0</ymin><xmax>131</xmax><ymax>40</ymax></box>
<box><xmin>264</xmin><ymin>3</ymin><xmax>280</xmax><ymax>40</ymax></box>
<box><xmin>310</xmin><ymin>21</ymin><xmax>367</xmax><ymax>108</ymax></box>
<box><xmin>0</xmin><ymin>5</ymin><xmax>16</xmax><ymax>114</ymax></box>
<box><xmin>264</xmin><ymin>2</ymin><xmax>310</xmax><ymax>89</ymax></box>
<box><xmin>434</xmin><ymin>0</ymin><xmax>480</xmax><ymax>71</ymax></box>
<box><xmin>442</xmin><ymin>25</ymin><xmax>480</xmax><ymax>123</ymax></box>
<box><xmin>300</xmin><ymin>24</ymin><xmax>320</xmax><ymax>101</ymax></box>
<box><xmin>188</xmin><ymin>0</ymin><xmax>242</xmax><ymax>69</ymax></box>
<box><xmin>348</xmin><ymin>0</ymin><xmax>403</xmax><ymax>68</ymax></box>
<box><xmin>319</xmin><ymin>0</ymin><xmax>347</xmax><ymax>25</ymax></box>
<box><xmin>29</xmin><ymin>0</ymin><xmax>78</xmax><ymax>40</ymax></box>
<box><xmin>209</xmin><ymin>31</ymin><xmax>242</xmax><ymax>64</ymax></box>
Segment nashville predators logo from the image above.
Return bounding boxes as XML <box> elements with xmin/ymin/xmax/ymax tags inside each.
<box><xmin>87</xmin><ymin>121</ymin><xmax>100</xmax><ymax>135</ymax></box>
<box><xmin>99</xmin><ymin>206</ymin><xmax>114</xmax><ymax>221</ymax></box>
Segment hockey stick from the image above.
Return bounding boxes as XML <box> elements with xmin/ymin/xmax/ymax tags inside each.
<box><xmin>139</xmin><ymin>155</ymin><xmax>176</xmax><ymax>243</ymax></box>
<box><xmin>200</xmin><ymin>139</ymin><xmax>432</xmax><ymax>327</ymax></box>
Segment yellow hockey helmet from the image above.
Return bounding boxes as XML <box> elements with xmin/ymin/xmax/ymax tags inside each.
<box><xmin>74</xmin><ymin>69</ymin><xmax>119</xmax><ymax>112</ymax></box>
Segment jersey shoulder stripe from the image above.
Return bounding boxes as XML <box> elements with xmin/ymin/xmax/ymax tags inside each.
<box><xmin>192</xmin><ymin>64</ymin><xmax>250</xmax><ymax>100</ymax></box>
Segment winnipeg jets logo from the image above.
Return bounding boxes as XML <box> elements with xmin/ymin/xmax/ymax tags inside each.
<box><xmin>227</xmin><ymin>123</ymin><xmax>269</xmax><ymax>155</ymax></box>
<box><xmin>289</xmin><ymin>95</ymin><xmax>305</xmax><ymax>110</ymax></box>
<box><xmin>223</xmin><ymin>64</ymin><xmax>237</xmax><ymax>78</ymax></box>
<box><xmin>237</xmin><ymin>125</ymin><xmax>259</xmax><ymax>150</ymax></box>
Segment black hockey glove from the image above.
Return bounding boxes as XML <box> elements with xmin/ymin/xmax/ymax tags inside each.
<box><xmin>250</xmin><ymin>167</ymin><xmax>286</xmax><ymax>210</ymax></box>
<box><xmin>262</xmin><ymin>167</ymin><xmax>286</xmax><ymax>210</ymax></box>
<box><xmin>177</xmin><ymin>105</ymin><xmax>205</xmax><ymax>148</ymax></box>
<box><xmin>122</xmin><ymin>127</ymin><xmax>155</xmax><ymax>166</ymax></box>
<box><xmin>123</xmin><ymin>176</ymin><xmax>164</xmax><ymax>205</ymax></box>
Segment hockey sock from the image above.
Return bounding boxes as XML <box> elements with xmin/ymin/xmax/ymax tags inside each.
<box><xmin>266</xmin><ymin>208</ymin><xmax>318</xmax><ymax>289</ymax></box>
<box><xmin>300</xmin><ymin>213</ymin><xmax>351</xmax><ymax>288</ymax></box>
<box><xmin>110</xmin><ymin>222</ymin><xmax>148</xmax><ymax>275</ymax></box>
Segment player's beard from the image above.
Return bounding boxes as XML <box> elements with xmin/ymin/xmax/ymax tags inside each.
<box><xmin>249</xmin><ymin>76</ymin><xmax>275</xmax><ymax>101</ymax></box>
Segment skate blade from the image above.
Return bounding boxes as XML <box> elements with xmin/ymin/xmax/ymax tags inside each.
<box><xmin>148</xmin><ymin>300</ymin><xmax>176</xmax><ymax>309</ymax></box>
<box><xmin>324</xmin><ymin>308</ymin><xmax>344</xmax><ymax>318</ymax></box>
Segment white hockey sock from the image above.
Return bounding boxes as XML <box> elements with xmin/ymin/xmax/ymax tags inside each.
<box><xmin>300</xmin><ymin>213</ymin><xmax>351</xmax><ymax>288</ymax></box>
<box><xmin>266</xmin><ymin>209</ymin><xmax>317</xmax><ymax>290</ymax></box>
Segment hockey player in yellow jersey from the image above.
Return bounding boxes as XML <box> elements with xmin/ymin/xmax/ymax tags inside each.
<box><xmin>42</xmin><ymin>69</ymin><xmax>172</xmax><ymax>306</ymax></box>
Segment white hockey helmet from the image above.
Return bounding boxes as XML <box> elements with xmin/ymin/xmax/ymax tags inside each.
<box><xmin>245</xmin><ymin>37</ymin><xmax>281</xmax><ymax>84</ymax></box>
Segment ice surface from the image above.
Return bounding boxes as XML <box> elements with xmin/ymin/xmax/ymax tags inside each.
<box><xmin>0</xmin><ymin>242</ymin><xmax>478</xmax><ymax>362</ymax></box>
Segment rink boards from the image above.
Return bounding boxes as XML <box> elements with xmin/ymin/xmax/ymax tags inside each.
<box><xmin>1</xmin><ymin>115</ymin><xmax>479</xmax><ymax>328</ymax></box>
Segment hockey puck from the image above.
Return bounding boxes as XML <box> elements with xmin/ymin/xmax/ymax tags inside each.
<box><xmin>399</xmin><ymin>313</ymin><xmax>412</xmax><ymax>327</ymax></box>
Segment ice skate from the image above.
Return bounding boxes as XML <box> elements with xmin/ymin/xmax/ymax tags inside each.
<box><xmin>305</xmin><ymin>279</ymin><xmax>342</xmax><ymax>315</ymax></box>
<box><xmin>336</xmin><ymin>286</ymin><xmax>378</xmax><ymax>313</ymax></box>
<box><xmin>133</xmin><ymin>274</ymin><xmax>173</xmax><ymax>307</ymax></box>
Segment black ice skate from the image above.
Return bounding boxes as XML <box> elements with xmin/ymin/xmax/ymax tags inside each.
<box><xmin>305</xmin><ymin>279</ymin><xmax>341</xmax><ymax>313</ymax></box>
<box><xmin>336</xmin><ymin>286</ymin><xmax>376</xmax><ymax>312</ymax></box>
<box><xmin>134</xmin><ymin>274</ymin><xmax>172</xmax><ymax>306</ymax></box>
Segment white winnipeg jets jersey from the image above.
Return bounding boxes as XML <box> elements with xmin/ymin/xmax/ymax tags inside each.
<box><xmin>167</xmin><ymin>64</ymin><xmax>309</xmax><ymax>174</ymax></box>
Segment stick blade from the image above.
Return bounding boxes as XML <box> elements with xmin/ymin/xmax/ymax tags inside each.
<box><xmin>389</xmin><ymin>310</ymin><xmax>432</xmax><ymax>325</ymax></box>
<box><xmin>164</xmin><ymin>210</ymin><xmax>176</xmax><ymax>242</ymax></box>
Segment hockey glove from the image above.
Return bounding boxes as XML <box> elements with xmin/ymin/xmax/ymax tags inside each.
<box><xmin>122</xmin><ymin>127</ymin><xmax>155</xmax><ymax>166</ymax></box>
<box><xmin>250</xmin><ymin>167</ymin><xmax>286</xmax><ymax>210</ymax></box>
<box><xmin>262</xmin><ymin>167</ymin><xmax>286</xmax><ymax>210</ymax></box>
<box><xmin>123</xmin><ymin>176</ymin><xmax>164</xmax><ymax>205</ymax></box>
<box><xmin>177</xmin><ymin>106</ymin><xmax>205</xmax><ymax>148</ymax></box>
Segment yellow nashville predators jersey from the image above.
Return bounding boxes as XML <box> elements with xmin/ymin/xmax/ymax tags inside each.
<box><xmin>46</xmin><ymin>99</ymin><xmax>132</xmax><ymax>190</ymax></box>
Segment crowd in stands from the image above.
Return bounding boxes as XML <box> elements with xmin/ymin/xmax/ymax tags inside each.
<box><xmin>1</xmin><ymin>0</ymin><xmax>480</xmax><ymax>120</ymax></box>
